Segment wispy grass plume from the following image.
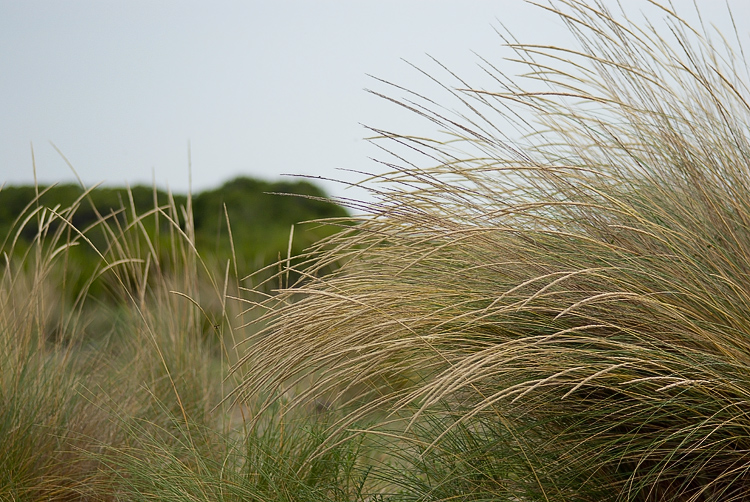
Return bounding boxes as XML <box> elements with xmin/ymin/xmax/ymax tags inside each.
<box><xmin>237</xmin><ymin>1</ymin><xmax>750</xmax><ymax>499</ymax></box>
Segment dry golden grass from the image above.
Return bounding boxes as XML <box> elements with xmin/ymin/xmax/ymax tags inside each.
<box><xmin>235</xmin><ymin>1</ymin><xmax>750</xmax><ymax>499</ymax></box>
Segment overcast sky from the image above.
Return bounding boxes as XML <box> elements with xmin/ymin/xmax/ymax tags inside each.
<box><xmin>2</xmin><ymin>1</ymin><xmax>749</xmax><ymax>204</ymax></box>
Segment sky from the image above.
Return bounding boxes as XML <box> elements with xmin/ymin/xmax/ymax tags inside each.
<box><xmin>2</xmin><ymin>1</ymin><xmax>750</xmax><ymax>205</ymax></box>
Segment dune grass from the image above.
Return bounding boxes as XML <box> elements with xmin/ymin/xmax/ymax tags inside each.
<box><xmin>0</xmin><ymin>180</ymin><xmax>226</xmax><ymax>499</ymax></box>
<box><xmin>235</xmin><ymin>1</ymin><xmax>750</xmax><ymax>500</ymax></box>
<box><xmin>7</xmin><ymin>0</ymin><xmax>750</xmax><ymax>500</ymax></box>
<box><xmin>0</xmin><ymin>179</ymin><xmax>373</xmax><ymax>501</ymax></box>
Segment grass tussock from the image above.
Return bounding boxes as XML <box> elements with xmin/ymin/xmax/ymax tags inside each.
<box><xmin>0</xmin><ymin>181</ymin><xmax>226</xmax><ymax>500</ymax></box>
<box><xmin>0</xmin><ymin>177</ymin><xmax>370</xmax><ymax>500</ymax></box>
<box><xmin>237</xmin><ymin>1</ymin><xmax>750</xmax><ymax>500</ymax></box>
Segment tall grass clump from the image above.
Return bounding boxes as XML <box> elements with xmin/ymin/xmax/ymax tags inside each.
<box><xmin>0</xmin><ymin>177</ymin><xmax>250</xmax><ymax>499</ymax></box>
<box><xmin>237</xmin><ymin>1</ymin><xmax>750</xmax><ymax>500</ymax></box>
<box><xmin>0</xmin><ymin>179</ymin><xmax>230</xmax><ymax>500</ymax></box>
<box><xmin>0</xmin><ymin>172</ymin><xmax>372</xmax><ymax>500</ymax></box>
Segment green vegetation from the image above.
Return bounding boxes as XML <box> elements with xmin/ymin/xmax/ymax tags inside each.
<box><xmin>192</xmin><ymin>177</ymin><xmax>349</xmax><ymax>271</ymax></box>
<box><xmin>0</xmin><ymin>177</ymin><xmax>348</xmax><ymax>290</ymax></box>
<box><xmin>5</xmin><ymin>1</ymin><xmax>750</xmax><ymax>500</ymax></box>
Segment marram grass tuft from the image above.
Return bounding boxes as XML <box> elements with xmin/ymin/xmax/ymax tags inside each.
<box><xmin>237</xmin><ymin>1</ymin><xmax>750</xmax><ymax>500</ymax></box>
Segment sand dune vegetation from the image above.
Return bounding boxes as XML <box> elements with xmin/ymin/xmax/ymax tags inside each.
<box><xmin>5</xmin><ymin>1</ymin><xmax>750</xmax><ymax>500</ymax></box>
<box><xmin>238</xmin><ymin>1</ymin><xmax>750</xmax><ymax>500</ymax></box>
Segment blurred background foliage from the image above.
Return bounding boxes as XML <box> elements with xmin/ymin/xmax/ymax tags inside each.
<box><xmin>0</xmin><ymin>176</ymin><xmax>348</xmax><ymax>297</ymax></box>
<box><xmin>192</xmin><ymin>177</ymin><xmax>348</xmax><ymax>272</ymax></box>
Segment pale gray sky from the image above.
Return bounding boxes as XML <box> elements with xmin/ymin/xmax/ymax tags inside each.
<box><xmin>2</xmin><ymin>1</ymin><xmax>749</xmax><ymax>204</ymax></box>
